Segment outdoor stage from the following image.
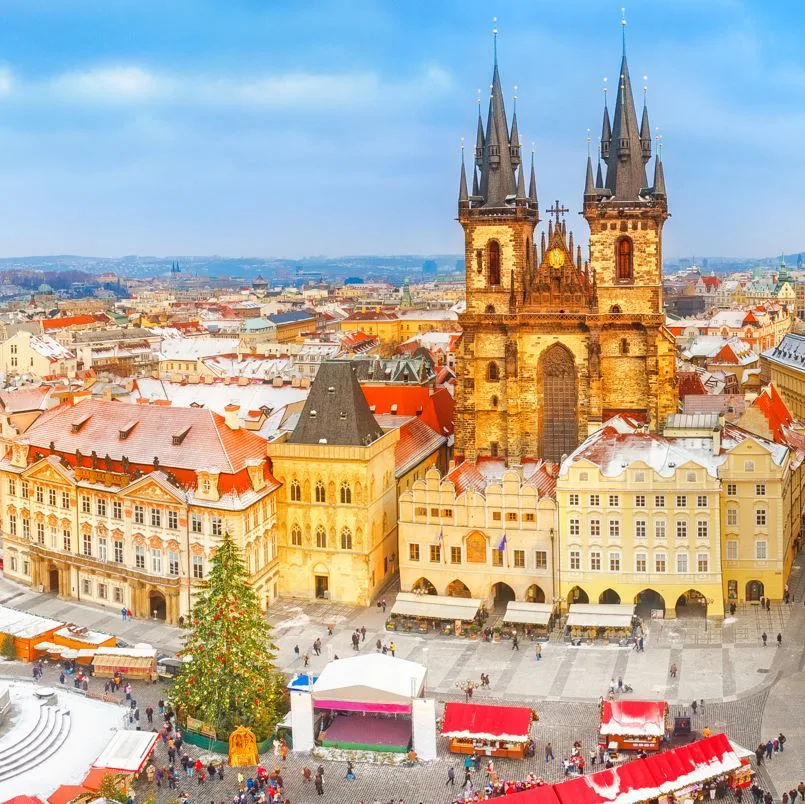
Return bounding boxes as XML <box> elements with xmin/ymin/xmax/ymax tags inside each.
<box><xmin>321</xmin><ymin>713</ymin><xmax>412</xmax><ymax>753</ymax></box>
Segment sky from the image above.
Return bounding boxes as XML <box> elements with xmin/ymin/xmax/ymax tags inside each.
<box><xmin>0</xmin><ymin>0</ymin><xmax>800</xmax><ymax>259</ymax></box>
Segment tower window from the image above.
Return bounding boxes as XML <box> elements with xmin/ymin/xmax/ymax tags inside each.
<box><xmin>485</xmin><ymin>305</ymin><xmax>496</xmax><ymax>314</ymax></box>
<box><xmin>487</xmin><ymin>362</ymin><xmax>500</xmax><ymax>382</ymax></box>
<box><xmin>616</xmin><ymin>237</ymin><xmax>633</xmax><ymax>281</ymax></box>
<box><xmin>491</xmin><ymin>395</ymin><xmax>499</xmax><ymax>408</ymax></box>
<box><xmin>620</xmin><ymin>338</ymin><xmax>630</xmax><ymax>355</ymax></box>
<box><xmin>488</xmin><ymin>241</ymin><xmax>501</xmax><ymax>286</ymax></box>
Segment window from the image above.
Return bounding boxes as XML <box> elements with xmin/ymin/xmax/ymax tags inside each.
<box><xmin>211</xmin><ymin>516</ymin><xmax>222</xmax><ymax>536</ymax></box>
<box><xmin>676</xmin><ymin>553</ymin><xmax>688</xmax><ymax>573</ymax></box>
<box><xmin>150</xmin><ymin>508</ymin><xmax>161</xmax><ymax>528</ymax></box>
<box><xmin>609</xmin><ymin>552</ymin><xmax>621</xmax><ymax>572</ymax></box>
<box><xmin>676</xmin><ymin>495</ymin><xmax>687</xmax><ymax>508</ymax></box>
<box><xmin>81</xmin><ymin>495</ymin><xmax>91</xmax><ymax>514</ymax></box>
<box><xmin>450</xmin><ymin>546</ymin><xmax>461</xmax><ymax>564</ymax></box>
<box><xmin>697</xmin><ymin>553</ymin><xmax>709</xmax><ymax>573</ymax></box>
<box><xmin>523</xmin><ymin>512</ymin><xmax>535</xmax><ymax>523</ymax></box>
<box><xmin>744</xmin><ymin>461</ymin><xmax>754</xmax><ymax>473</ymax></box>
<box><xmin>696</xmin><ymin>495</ymin><xmax>707</xmax><ymax>508</ymax></box>
<box><xmin>442</xmin><ymin>509</ymin><xmax>453</xmax><ymax>518</ymax></box>
<box><xmin>590</xmin><ymin>551</ymin><xmax>601</xmax><ymax>571</ymax></box>
<box><xmin>513</xmin><ymin>549</ymin><xmax>525</xmax><ymax>568</ymax></box>
<box><xmin>21</xmin><ymin>481</ymin><xmax>28</xmax><ymax>499</ymax></box>
<box><xmin>579</xmin><ymin>472</ymin><xmax>589</xmax><ymax>481</ymax></box>
<box><xmin>616</xmin><ymin>237</ymin><xmax>633</xmax><ymax>281</ymax></box>
<box><xmin>506</xmin><ymin>512</ymin><xmax>517</xmax><ymax>522</ymax></box>
<box><xmin>49</xmin><ymin>526</ymin><xmax>57</xmax><ymax>548</ymax></box>
<box><xmin>609</xmin><ymin>519</ymin><xmax>620</xmax><ymax>539</ymax></box>
<box><xmin>569</xmin><ymin>519</ymin><xmax>580</xmax><ymax>536</ymax></box>
<box><xmin>48</xmin><ymin>488</ymin><xmax>56</xmax><ymax>507</ymax></box>
<box><xmin>492</xmin><ymin>511</ymin><xmax>501</xmax><ymax>521</ymax></box>
<box><xmin>569</xmin><ymin>550</ymin><xmax>581</xmax><ymax>570</ymax></box>
<box><xmin>97</xmin><ymin>583</ymin><xmax>107</xmax><ymax>599</ymax></box>
<box><xmin>635</xmin><ymin>471</ymin><xmax>645</xmax><ymax>483</ymax></box>
<box><xmin>191</xmin><ymin>513</ymin><xmax>202</xmax><ymax>533</ymax></box>
<box><xmin>201</xmin><ymin>477</ymin><xmax>211</xmax><ymax>493</ymax></box>
<box><xmin>429</xmin><ymin>544</ymin><xmax>441</xmax><ymax>563</ymax></box>
<box><xmin>168</xmin><ymin>550</ymin><xmax>180</xmax><ymax>576</ymax></box>
<box><xmin>635</xmin><ymin>520</ymin><xmax>646</xmax><ymax>539</ymax></box>
<box><xmin>654</xmin><ymin>495</ymin><xmax>665</xmax><ymax>508</ymax></box>
<box><xmin>490</xmin><ymin>441</ymin><xmax>499</xmax><ymax>457</ymax></box>
<box><xmin>487</xmin><ymin>362</ymin><xmax>500</xmax><ymax>382</ymax></box>
<box><xmin>727</xmin><ymin>507</ymin><xmax>738</xmax><ymax>526</ymax></box>
<box><xmin>315</xmin><ymin>481</ymin><xmax>326</xmax><ymax>503</ymax></box>
<box><xmin>492</xmin><ymin>549</ymin><xmax>503</xmax><ymax>567</ymax></box>
<box><xmin>36</xmin><ymin>522</ymin><xmax>44</xmax><ymax>545</ymax></box>
<box><xmin>135</xmin><ymin>545</ymin><xmax>145</xmax><ymax>569</ymax></box>
<box><xmin>315</xmin><ymin>526</ymin><xmax>327</xmax><ymax>549</ymax></box>
<box><xmin>167</xmin><ymin>510</ymin><xmax>178</xmax><ymax>530</ymax></box>
<box><xmin>608</xmin><ymin>495</ymin><xmax>619</xmax><ymax>507</ymax></box>
<box><xmin>97</xmin><ymin>498</ymin><xmax>107</xmax><ymax>517</ymax></box>
<box><xmin>635</xmin><ymin>553</ymin><xmax>647</xmax><ymax>572</ymax></box>
<box><xmin>114</xmin><ymin>539</ymin><xmax>123</xmax><ymax>563</ymax></box>
<box><xmin>635</xmin><ymin>495</ymin><xmax>646</xmax><ymax>508</ymax></box>
<box><xmin>755</xmin><ymin>540</ymin><xmax>767</xmax><ymax>560</ymax></box>
<box><xmin>697</xmin><ymin>520</ymin><xmax>709</xmax><ymax>539</ymax></box>
<box><xmin>97</xmin><ymin>537</ymin><xmax>107</xmax><ymax>561</ymax></box>
<box><xmin>589</xmin><ymin>494</ymin><xmax>600</xmax><ymax>507</ymax></box>
<box><xmin>8</xmin><ymin>553</ymin><xmax>16</xmax><ymax>572</ymax></box>
<box><xmin>81</xmin><ymin>578</ymin><xmax>91</xmax><ymax>595</ymax></box>
<box><xmin>655</xmin><ymin>553</ymin><xmax>666</xmax><ymax>573</ymax></box>
<box><xmin>727</xmin><ymin>483</ymin><xmax>737</xmax><ymax>496</ymax></box>
<box><xmin>82</xmin><ymin>533</ymin><xmax>91</xmax><ymax>557</ymax></box>
<box><xmin>337</xmin><ymin>482</ymin><xmax>353</xmax><ymax>505</ymax></box>
<box><xmin>35</xmin><ymin>485</ymin><xmax>43</xmax><ymax>503</ymax></box>
<box><xmin>113</xmin><ymin>587</ymin><xmax>123</xmax><ymax>603</ymax></box>
<box><xmin>569</xmin><ymin>493</ymin><xmax>579</xmax><ymax>506</ymax></box>
<box><xmin>488</xmin><ymin>240</ymin><xmax>501</xmax><ymax>286</ymax></box>
<box><xmin>22</xmin><ymin>519</ymin><xmax>29</xmax><ymax>540</ymax></box>
<box><xmin>151</xmin><ymin>549</ymin><xmax>162</xmax><ymax>575</ymax></box>
<box><xmin>755</xmin><ymin>484</ymin><xmax>766</xmax><ymax>496</ymax></box>
<box><xmin>726</xmin><ymin>540</ymin><xmax>738</xmax><ymax>561</ymax></box>
<box><xmin>409</xmin><ymin>543</ymin><xmax>420</xmax><ymax>561</ymax></box>
<box><xmin>535</xmin><ymin>550</ymin><xmax>547</xmax><ymax>570</ymax></box>
<box><xmin>676</xmin><ymin>520</ymin><xmax>687</xmax><ymax>539</ymax></box>
<box><xmin>8</xmin><ymin>514</ymin><xmax>15</xmax><ymax>536</ymax></box>
<box><xmin>291</xmin><ymin>524</ymin><xmax>302</xmax><ymax>546</ymax></box>
<box><xmin>62</xmin><ymin>530</ymin><xmax>71</xmax><ymax>552</ymax></box>
<box><xmin>112</xmin><ymin>500</ymin><xmax>122</xmax><ymax>519</ymax></box>
<box><xmin>756</xmin><ymin>508</ymin><xmax>767</xmax><ymax>527</ymax></box>
<box><xmin>340</xmin><ymin>527</ymin><xmax>353</xmax><ymax>550</ymax></box>
<box><xmin>7</xmin><ymin>478</ymin><xmax>15</xmax><ymax>496</ymax></box>
<box><xmin>192</xmin><ymin>555</ymin><xmax>204</xmax><ymax>579</ymax></box>
<box><xmin>134</xmin><ymin>504</ymin><xmax>144</xmax><ymax>525</ymax></box>
<box><xmin>290</xmin><ymin>480</ymin><xmax>301</xmax><ymax>501</ymax></box>
<box><xmin>590</xmin><ymin>519</ymin><xmax>601</xmax><ymax>538</ymax></box>
<box><xmin>686</xmin><ymin>471</ymin><xmax>696</xmax><ymax>483</ymax></box>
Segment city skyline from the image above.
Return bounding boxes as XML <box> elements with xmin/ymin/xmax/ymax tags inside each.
<box><xmin>0</xmin><ymin>0</ymin><xmax>799</xmax><ymax>258</ymax></box>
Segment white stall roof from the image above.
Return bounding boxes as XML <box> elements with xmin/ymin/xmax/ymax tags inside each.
<box><xmin>566</xmin><ymin>603</ymin><xmax>635</xmax><ymax>629</ymax></box>
<box><xmin>502</xmin><ymin>601</ymin><xmax>554</xmax><ymax>625</ymax></box>
<box><xmin>391</xmin><ymin>592</ymin><xmax>481</xmax><ymax>621</ymax></box>
<box><xmin>92</xmin><ymin>729</ymin><xmax>159</xmax><ymax>773</ymax></box>
<box><xmin>93</xmin><ymin>646</ymin><xmax>157</xmax><ymax>659</ymax></box>
<box><xmin>312</xmin><ymin>653</ymin><xmax>426</xmax><ymax>705</ymax></box>
<box><xmin>0</xmin><ymin>605</ymin><xmax>61</xmax><ymax>639</ymax></box>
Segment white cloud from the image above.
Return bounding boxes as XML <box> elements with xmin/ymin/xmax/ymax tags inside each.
<box><xmin>0</xmin><ymin>67</ymin><xmax>14</xmax><ymax>97</ymax></box>
<box><xmin>50</xmin><ymin>66</ymin><xmax>171</xmax><ymax>102</ymax></box>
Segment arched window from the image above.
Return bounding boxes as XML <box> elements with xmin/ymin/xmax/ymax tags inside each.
<box><xmin>620</xmin><ymin>338</ymin><xmax>630</xmax><ymax>355</ymax></box>
<box><xmin>487</xmin><ymin>361</ymin><xmax>500</xmax><ymax>382</ymax></box>
<box><xmin>610</xmin><ymin>305</ymin><xmax>622</xmax><ymax>314</ymax></box>
<box><xmin>616</xmin><ymin>237</ymin><xmax>633</xmax><ymax>281</ymax></box>
<box><xmin>484</xmin><ymin>304</ymin><xmax>496</xmax><ymax>314</ymax></box>
<box><xmin>315</xmin><ymin>480</ymin><xmax>326</xmax><ymax>503</ymax></box>
<box><xmin>290</xmin><ymin>523</ymin><xmax>302</xmax><ymax>546</ymax></box>
<box><xmin>290</xmin><ymin>480</ymin><xmax>301</xmax><ymax>502</ymax></box>
<box><xmin>491</xmin><ymin>395</ymin><xmax>499</xmax><ymax>408</ymax></box>
<box><xmin>340</xmin><ymin>527</ymin><xmax>353</xmax><ymax>550</ymax></box>
<box><xmin>315</xmin><ymin>525</ymin><xmax>327</xmax><ymax>548</ymax></box>
<box><xmin>340</xmin><ymin>482</ymin><xmax>352</xmax><ymax>504</ymax></box>
<box><xmin>488</xmin><ymin>241</ymin><xmax>501</xmax><ymax>286</ymax></box>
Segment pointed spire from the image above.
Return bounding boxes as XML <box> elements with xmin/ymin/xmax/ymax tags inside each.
<box><xmin>458</xmin><ymin>142</ymin><xmax>469</xmax><ymax>205</ymax></box>
<box><xmin>528</xmin><ymin>147</ymin><xmax>538</xmax><ymax>206</ymax></box>
<box><xmin>584</xmin><ymin>155</ymin><xmax>596</xmax><ymax>197</ymax></box>
<box><xmin>596</xmin><ymin>160</ymin><xmax>604</xmax><ymax>189</ymax></box>
<box><xmin>516</xmin><ymin>163</ymin><xmax>526</xmax><ymax>202</ymax></box>
<box><xmin>639</xmin><ymin>76</ymin><xmax>651</xmax><ymax>163</ymax></box>
<box><xmin>474</xmin><ymin>92</ymin><xmax>484</xmax><ymax>166</ymax></box>
<box><xmin>600</xmin><ymin>78</ymin><xmax>611</xmax><ymax>160</ymax></box>
<box><xmin>653</xmin><ymin>152</ymin><xmax>666</xmax><ymax>197</ymax></box>
<box><xmin>472</xmin><ymin>166</ymin><xmax>480</xmax><ymax>197</ymax></box>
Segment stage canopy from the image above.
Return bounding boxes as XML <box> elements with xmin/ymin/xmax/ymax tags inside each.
<box><xmin>312</xmin><ymin>654</ymin><xmax>426</xmax><ymax>714</ymax></box>
<box><xmin>502</xmin><ymin>602</ymin><xmax>553</xmax><ymax>626</ymax></box>
<box><xmin>92</xmin><ymin>730</ymin><xmax>158</xmax><ymax>774</ymax></box>
<box><xmin>441</xmin><ymin>702</ymin><xmax>533</xmax><ymax>742</ymax></box>
<box><xmin>566</xmin><ymin>603</ymin><xmax>635</xmax><ymax>629</ymax></box>
<box><xmin>391</xmin><ymin>592</ymin><xmax>481</xmax><ymax>621</ymax></box>
<box><xmin>600</xmin><ymin>700</ymin><xmax>666</xmax><ymax>737</ymax></box>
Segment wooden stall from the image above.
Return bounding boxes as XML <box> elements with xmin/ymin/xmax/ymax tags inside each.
<box><xmin>386</xmin><ymin>592</ymin><xmax>482</xmax><ymax>636</ymax></box>
<box><xmin>565</xmin><ymin>604</ymin><xmax>636</xmax><ymax>643</ymax></box>
<box><xmin>441</xmin><ymin>702</ymin><xmax>534</xmax><ymax>759</ymax></box>
<box><xmin>598</xmin><ymin>700</ymin><xmax>668</xmax><ymax>752</ymax></box>
<box><xmin>501</xmin><ymin>602</ymin><xmax>555</xmax><ymax>640</ymax></box>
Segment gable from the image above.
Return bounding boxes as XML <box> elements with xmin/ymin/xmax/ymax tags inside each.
<box><xmin>120</xmin><ymin>476</ymin><xmax>185</xmax><ymax>503</ymax></box>
<box><xmin>21</xmin><ymin>458</ymin><xmax>75</xmax><ymax>486</ymax></box>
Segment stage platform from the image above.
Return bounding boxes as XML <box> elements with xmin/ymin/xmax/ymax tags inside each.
<box><xmin>320</xmin><ymin>713</ymin><xmax>412</xmax><ymax>753</ymax></box>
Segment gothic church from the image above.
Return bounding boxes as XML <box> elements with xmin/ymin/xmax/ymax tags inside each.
<box><xmin>455</xmin><ymin>41</ymin><xmax>677</xmax><ymax>464</ymax></box>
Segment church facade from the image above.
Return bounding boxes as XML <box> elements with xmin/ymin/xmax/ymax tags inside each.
<box><xmin>455</xmin><ymin>48</ymin><xmax>677</xmax><ymax>465</ymax></box>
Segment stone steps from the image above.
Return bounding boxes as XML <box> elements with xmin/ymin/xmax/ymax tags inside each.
<box><xmin>0</xmin><ymin>704</ymin><xmax>71</xmax><ymax>781</ymax></box>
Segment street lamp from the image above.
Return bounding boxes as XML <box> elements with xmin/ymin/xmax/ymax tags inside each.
<box><xmin>704</xmin><ymin>598</ymin><xmax>714</xmax><ymax>633</ymax></box>
<box><xmin>455</xmin><ymin>679</ymin><xmax>479</xmax><ymax>702</ymax></box>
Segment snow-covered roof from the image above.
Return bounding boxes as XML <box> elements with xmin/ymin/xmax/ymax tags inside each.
<box><xmin>312</xmin><ymin>654</ymin><xmax>426</xmax><ymax>705</ymax></box>
<box><xmin>158</xmin><ymin>336</ymin><xmax>240</xmax><ymax>361</ymax></box>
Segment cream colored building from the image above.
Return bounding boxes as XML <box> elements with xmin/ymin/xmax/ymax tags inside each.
<box><xmin>398</xmin><ymin>462</ymin><xmax>557</xmax><ymax>605</ymax></box>
<box><xmin>0</xmin><ymin>330</ymin><xmax>77</xmax><ymax>378</ymax></box>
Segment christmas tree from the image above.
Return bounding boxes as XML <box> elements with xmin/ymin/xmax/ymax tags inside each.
<box><xmin>171</xmin><ymin>531</ymin><xmax>285</xmax><ymax>740</ymax></box>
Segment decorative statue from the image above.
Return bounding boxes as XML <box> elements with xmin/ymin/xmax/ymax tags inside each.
<box><xmin>75</xmin><ymin>449</ymin><xmax>82</xmax><ymax>466</ymax></box>
<box><xmin>91</xmin><ymin>451</ymin><xmax>98</xmax><ymax>470</ymax></box>
<box><xmin>153</xmin><ymin>456</ymin><xmax>160</xmax><ymax>471</ymax></box>
<box><xmin>48</xmin><ymin>441</ymin><xmax>55</xmax><ymax>455</ymax></box>
<box><xmin>104</xmin><ymin>453</ymin><xmax>113</xmax><ymax>471</ymax></box>
<box><xmin>121</xmin><ymin>455</ymin><xmax>130</xmax><ymax>474</ymax></box>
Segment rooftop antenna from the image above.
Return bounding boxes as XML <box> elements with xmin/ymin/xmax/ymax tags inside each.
<box><xmin>643</xmin><ymin>75</ymin><xmax>648</xmax><ymax>105</ymax></box>
<box><xmin>492</xmin><ymin>17</ymin><xmax>498</xmax><ymax>65</ymax></box>
<box><xmin>602</xmin><ymin>76</ymin><xmax>608</xmax><ymax>108</ymax></box>
<box><xmin>621</xmin><ymin>7</ymin><xmax>627</xmax><ymax>56</ymax></box>
<box><xmin>586</xmin><ymin>128</ymin><xmax>591</xmax><ymax>157</ymax></box>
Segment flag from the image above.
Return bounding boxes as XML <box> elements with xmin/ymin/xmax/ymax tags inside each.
<box><xmin>498</xmin><ymin>533</ymin><xmax>507</xmax><ymax>552</ymax></box>
<box><xmin>438</xmin><ymin>527</ymin><xmax>445</xmax><ymax>563</ymax></box>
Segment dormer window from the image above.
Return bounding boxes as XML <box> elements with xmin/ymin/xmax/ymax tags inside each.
<box><xmin>171</xmin><ymin>426</ymin><xmax>191</xmax><ymax>446</ymax></box>
<box><xmin>119</xmin><ymin>419</ymin><xmax>138</xmax><ymax>440</ymax></box>
<box><xmin>202</xmin><ymin>477</ymin><xmax>211</xmax><ymax>493</ymax></box>
<box><xmin>71</xmin><ymin>415</ymin><xmax>91</xmax><ymax>433</ymax></box>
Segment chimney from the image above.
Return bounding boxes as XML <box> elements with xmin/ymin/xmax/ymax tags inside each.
<box><xmin>224</xmin><ymin>403</ymin><xmax>240</xmax><ymax>430</ymax></box>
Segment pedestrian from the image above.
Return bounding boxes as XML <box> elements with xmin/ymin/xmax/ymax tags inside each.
<box><xmin>691</xmin><ymin>700</ymin><xmax>697</xmax><ymax>714</ymax></box>
<box><xmin>376</xmin><ymin>638</ymin><xmax>382</xmax><ymax>652</ymax></box>
<box><xmin>360</xmin><ymin>625</ymin><xmax>366</xmax><ymax>641</ymax></box>
<box><xmin>446</xmin><ymin>767</ymin><xmax>455</xmax><ymax>786</ymax></box>
<box><xmin>146</xmin><ymin>706</ymin><xmax>154</xmax><ymax>725</ymax></box>
<box><xmin>512</xmin><ymin>634</ymin><xmax>519</xmax><ymax>651</ymax></box>
<box><xmin>294</xmin><ymin>644</ymin><xmax>300</xmax><ymax>657</ymax></box>
<box><xmin>462</xmin><ymin>770</ymin><xmax>472</xmax><ymax>789</ymax></box>
<box><xmin>765</xmin><ymin>739</ymin><xmax>773</xmax><ymax>759</ymax></box>
<box><xmin>545</xmin><ymin>742</ymin><xmax>554</xmax><ymax>762</ymax></box>
<box><xmin>218</xmin><ymin>762</ymin><xmax>224</xmax><ymax>781</ymax></box>
<box><xmin>315</xmin><ymin>772</ymin><xmax>324</xmax><ymax>796</ymax></box>
<box><xmin>589</xmin><ymin>749</ymin><xmax>596</xmax><ymax>767</ymax></box>
<box><xmin>669</xmin><ymin>663</ymin><xmax>677</xmax><ymax>678</ymax></box>
<box><xmin>303</xmin><ymin>653</ymin><xmax>310</xmax><ymax>667</ymax></box>
<box><xmin>779</xmin><ymin>732</ymin><xmax>786</xmax><ymax>753</ymax></box>
<box><xmin>700</xmin><ymin>698</ymin><xmax>704</xmax><ymax>713</ymax></box>
<box><xmin>777</xmin><ymin>632</ymin><xmax>782</xmax><ymax>647</ymax></box>
<box><xmin>382</xmin><ymin>599</ymin><xmax>387</xmax><ymax>613</ymax></box>
<box><xmin>535</xmin><ymin>644</ymin><xmax>541</xmax><ymax>661</ymax></box>
<box><xmin>800</xmin><ymin>785</ymin><xmax>805</xmax><ymax>802</ymax></box>
<box><xmin>790</xmin><ymin>789</ymin><xmax>797</xmax><ymax>803</ymax></box>
<box><xmin>638</xmin><ymin>635</ymin><xmax>644</xmax><ymax>652</ymax></box>
<box><xmin>280</xmin><ymin>740</ymin><xmax>289</xmax><ymax>762</ymax></box>
<box><xmin>121</xmin><ymin>607</ymin><xmax>128</xmax><ymax>622</ymax></box>
<box><xmin>389</xmin><ymin>641</ymin><xmax>396</xmax><ymax>657</ymax></box>
<box><xmin>158</xmin><ymin>698</ymin><xmax>164</xmax><ymax>715</ymax></box>
<box><xmin>766</xmin><ymin>598</ymin><xmax>771</xmax><ymax>612</ymax></box>
<box><xmin>761</xmin><ymin>632</ymin><xmax>767</xmax><ymax>647</ymax></box>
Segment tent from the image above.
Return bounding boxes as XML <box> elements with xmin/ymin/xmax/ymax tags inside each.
<box><xmin>442</xmin><ymin>702</ymin><xmax>532</xmax><ymax>742</ymax></box>
<box><xmin>600</xmin><ymin>700</ymin><xmax>667</xmax><ymax>737</ymax></box>
<box><xmin>390</xmin><ymin>592</ymin><xmax>481</xmax><ymax>621</ymax></box>
<box><xmin>566</xmin><ymin>603</ymin><xmax>635</xmax><ymax>629</ymax></box>
<box><xmin>91</xmin><ymin>647</ymin><xmax>157</xmax><ymax>680</ymax></box>
<box><xmin>502</xmin><ymin>602</ymin><xmax>553</xmax><ymax>626</ymax></box>
<box><xmin>92</xmin><ymin>730</ymin><xmax>159</xmax><ymax>774</ymax></box>
<box><xmin>311</xmin><ymin>653</ymin><xmax>426</xmax><ymax>714</ymax></box>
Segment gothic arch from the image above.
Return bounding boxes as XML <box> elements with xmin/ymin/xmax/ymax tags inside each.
<box><xmin>488</xmin><ymin>240</ymin><xmax>501</xmax><ymax>286</ymax></box>
<box><xmin>539</xmin><ymin>344</ymin><xmax>578</xmax><ymax>462</ymax></box>
<box><xmin>616</xmin><ymin>236</ymin><xmax>633</xmax><ymax>281</ymax></box>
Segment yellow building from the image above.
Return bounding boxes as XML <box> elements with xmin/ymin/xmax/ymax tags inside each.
<box><xmin>0</xmin><ymin>330</ymin><xmax>77</xmax><ymax>378</ymax></box>
<box><xmin>0</xmin><ymin>398</ymin><xmax>280</xmax><ymax>623</ymax></box>
<box><xmin>269</xmin><ymin>361</ymin><xmax>446</xmax><ymax>604</ymax></box>
<box><xmin>761</xmin><ymin>333</ymin><xmax>805</xmax><ymax>419</ymax></box>
<box><xmin>398</xmin><ymin>462</ymin><xmax>557</xmax><ymax>605</ymax></box>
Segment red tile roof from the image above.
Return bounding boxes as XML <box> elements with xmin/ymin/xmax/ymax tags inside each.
<box><xmin>751</xmin><ymin>383</ymin><xmax>794</xmax><ymax>443</ymax></box>
<box><xmin>362</xmin><ymin>386</ymin><xmax>454</xmax><ymax>436</ymax></box>
<box><xmin>395</xmin><ymin>417</ymin><xmax>445</xmax><ymax>476</ymax></box>
<box><xmin>701</xmin><ymin>275</ymin><xmax>720</xmax><ymax>290</ymax></box>
<box><xmin>677</xmin><ymin>371</ymin><xmax>707</xmax><ymax>397</ymax></box>
<box><xmin>0</xmin><ymin>386</ymin><xmax>52</xmax><ymax>413</ymax></box>
<box><xmin>446</xmin><ymin>457</ymin><xmax>556</xmax><ymax>498</ymax></box>
<box><xmin>41</xmin><ymin>314</ymin><xmax>106</xmax><ymax>331</ymax></box>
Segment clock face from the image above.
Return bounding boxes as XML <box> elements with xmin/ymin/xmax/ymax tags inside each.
<box><xmin>548</xmin><ymin>248</ymin><xmax>564</xmax><ymax>269</ymax></box>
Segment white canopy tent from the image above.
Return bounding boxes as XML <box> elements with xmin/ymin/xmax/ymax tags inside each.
<box><xmin>92</xmin><ymin>729</ymin><xmax>159</xmax><ymax>773</ymax></box>
<box><xmin>567</xmin><ymin>603</ymin><xmax>635</xmax><ymax>629</ymax></box>
<box><xmin>502</xmin><ymin>601</ymin><xmax>553</xmax><ymax>625</ymax></box>
<box><xmin>391</xmin><ymin>592</ymin><xmax>481</xmax><ymax>622</ymax></box>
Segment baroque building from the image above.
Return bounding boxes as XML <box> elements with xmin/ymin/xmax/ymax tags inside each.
<box><xmin>455</xmin><ymin>44</ymin><xmax>677</xmax><ymax>464</ymax></box>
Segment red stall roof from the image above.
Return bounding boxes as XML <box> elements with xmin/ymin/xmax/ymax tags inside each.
<box><xmin>441</xmin><ymin>702</ymin><xmax>533</xmax><ymax>742</ymax></box>
<box><xmin>600</xmin><ymin>700</ymin><xmax>667</xmax><ymax>737</ymax></box>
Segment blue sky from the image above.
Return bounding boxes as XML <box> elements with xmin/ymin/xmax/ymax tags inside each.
<box><xmin>0</xmin><ymin>0</ymin><xmax>800</xmax><ymax>259</ymax></box>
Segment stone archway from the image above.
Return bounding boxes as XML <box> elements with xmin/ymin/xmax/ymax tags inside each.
<box><xmin>635</xmin><ymin>589</ymin><xmax>666</xmax><ymax>619</ymax></box>
<box><xmin>746</xmin><ymin>580</ymin><xmax>764</xmax><ymax>602</ymax></box>
<box><xmin>148</xmin><ymin>589</ymin><xmax>167</xmax><ymax>621</ymax></box>
<box><xmin>492</xmin><ymin>582</ymin><xmax>515</xmax><ymax>608</ymax></box>
<box><xmin>539</xmin><ymin>344</ymin><xmax>578</xmax><ymax>462</ymax></box>
<box><xmin>47</xmin><ymin>565</ymin><xmax>60</xmax><ymax>594</ymax></box>
<box><xmin>411</xmin><ymin>577</ymin><xmax>437</xmax><ymax>595</ymax></box>
<box><xmin>567</xmin><ymin>585</ymin><xmax>589</xmax><ymax>604</ymax></box>
<box><xmin>675</xmin><ymin>589</ymin><xmax>707</xmax><ymax>618</ymax></box>
<box><xmin>526</xmin><ymin>584</ymin><xmax>546</xmax><ymax>603</ymax></box>
<box><xmin>599</xmin><ymin>588</ymin><xmax>621</xmax><ymax>604</ymax></box>
<box><xmin>446</xmin><ymin>579</ymin><xmax>471</xmax><ymax>598</ymax></box>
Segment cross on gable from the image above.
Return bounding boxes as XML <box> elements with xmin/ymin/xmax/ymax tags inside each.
<box><xmin>546</xmin><ymin>200</ymin><xmax>569</xmax><ymax>226</ymax></box>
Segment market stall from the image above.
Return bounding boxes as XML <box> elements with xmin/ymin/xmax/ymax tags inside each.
<box><xmin>565</xmin><ymin>604</ymin><xmax>636</xmax><ymax>643</ymax></box>
<box><xmin>0</xmin><ymin>605</ymin><xmax>61</xmax><ymax>662</ymax></box>
<box><xmin>387</xmin><ymin>592</ymin><xmax>482</xmax><ymax>635</ymax></box>
<box><xmin>92</xmin><ymin>729</ymin><xmax>159</xmax><ymax>775</ymax></box>
<box><xmin>441</xmin><ymin>702</ymin><xmax>534</xmax><ymax>759</ymax></box>
<box><xmin>91</xmin><ymin>647</ymin><xmax>157</xmax><ymax>680</ymax></box>
<box><xmin>599</xmin><ymin>700</ymin><xmax>668</xmax><ymax>752</ymax></box>
<box><xmin>501</xmin><ymin>602</ymin><xmax>555</xmax><ymax>640</ymax></box>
